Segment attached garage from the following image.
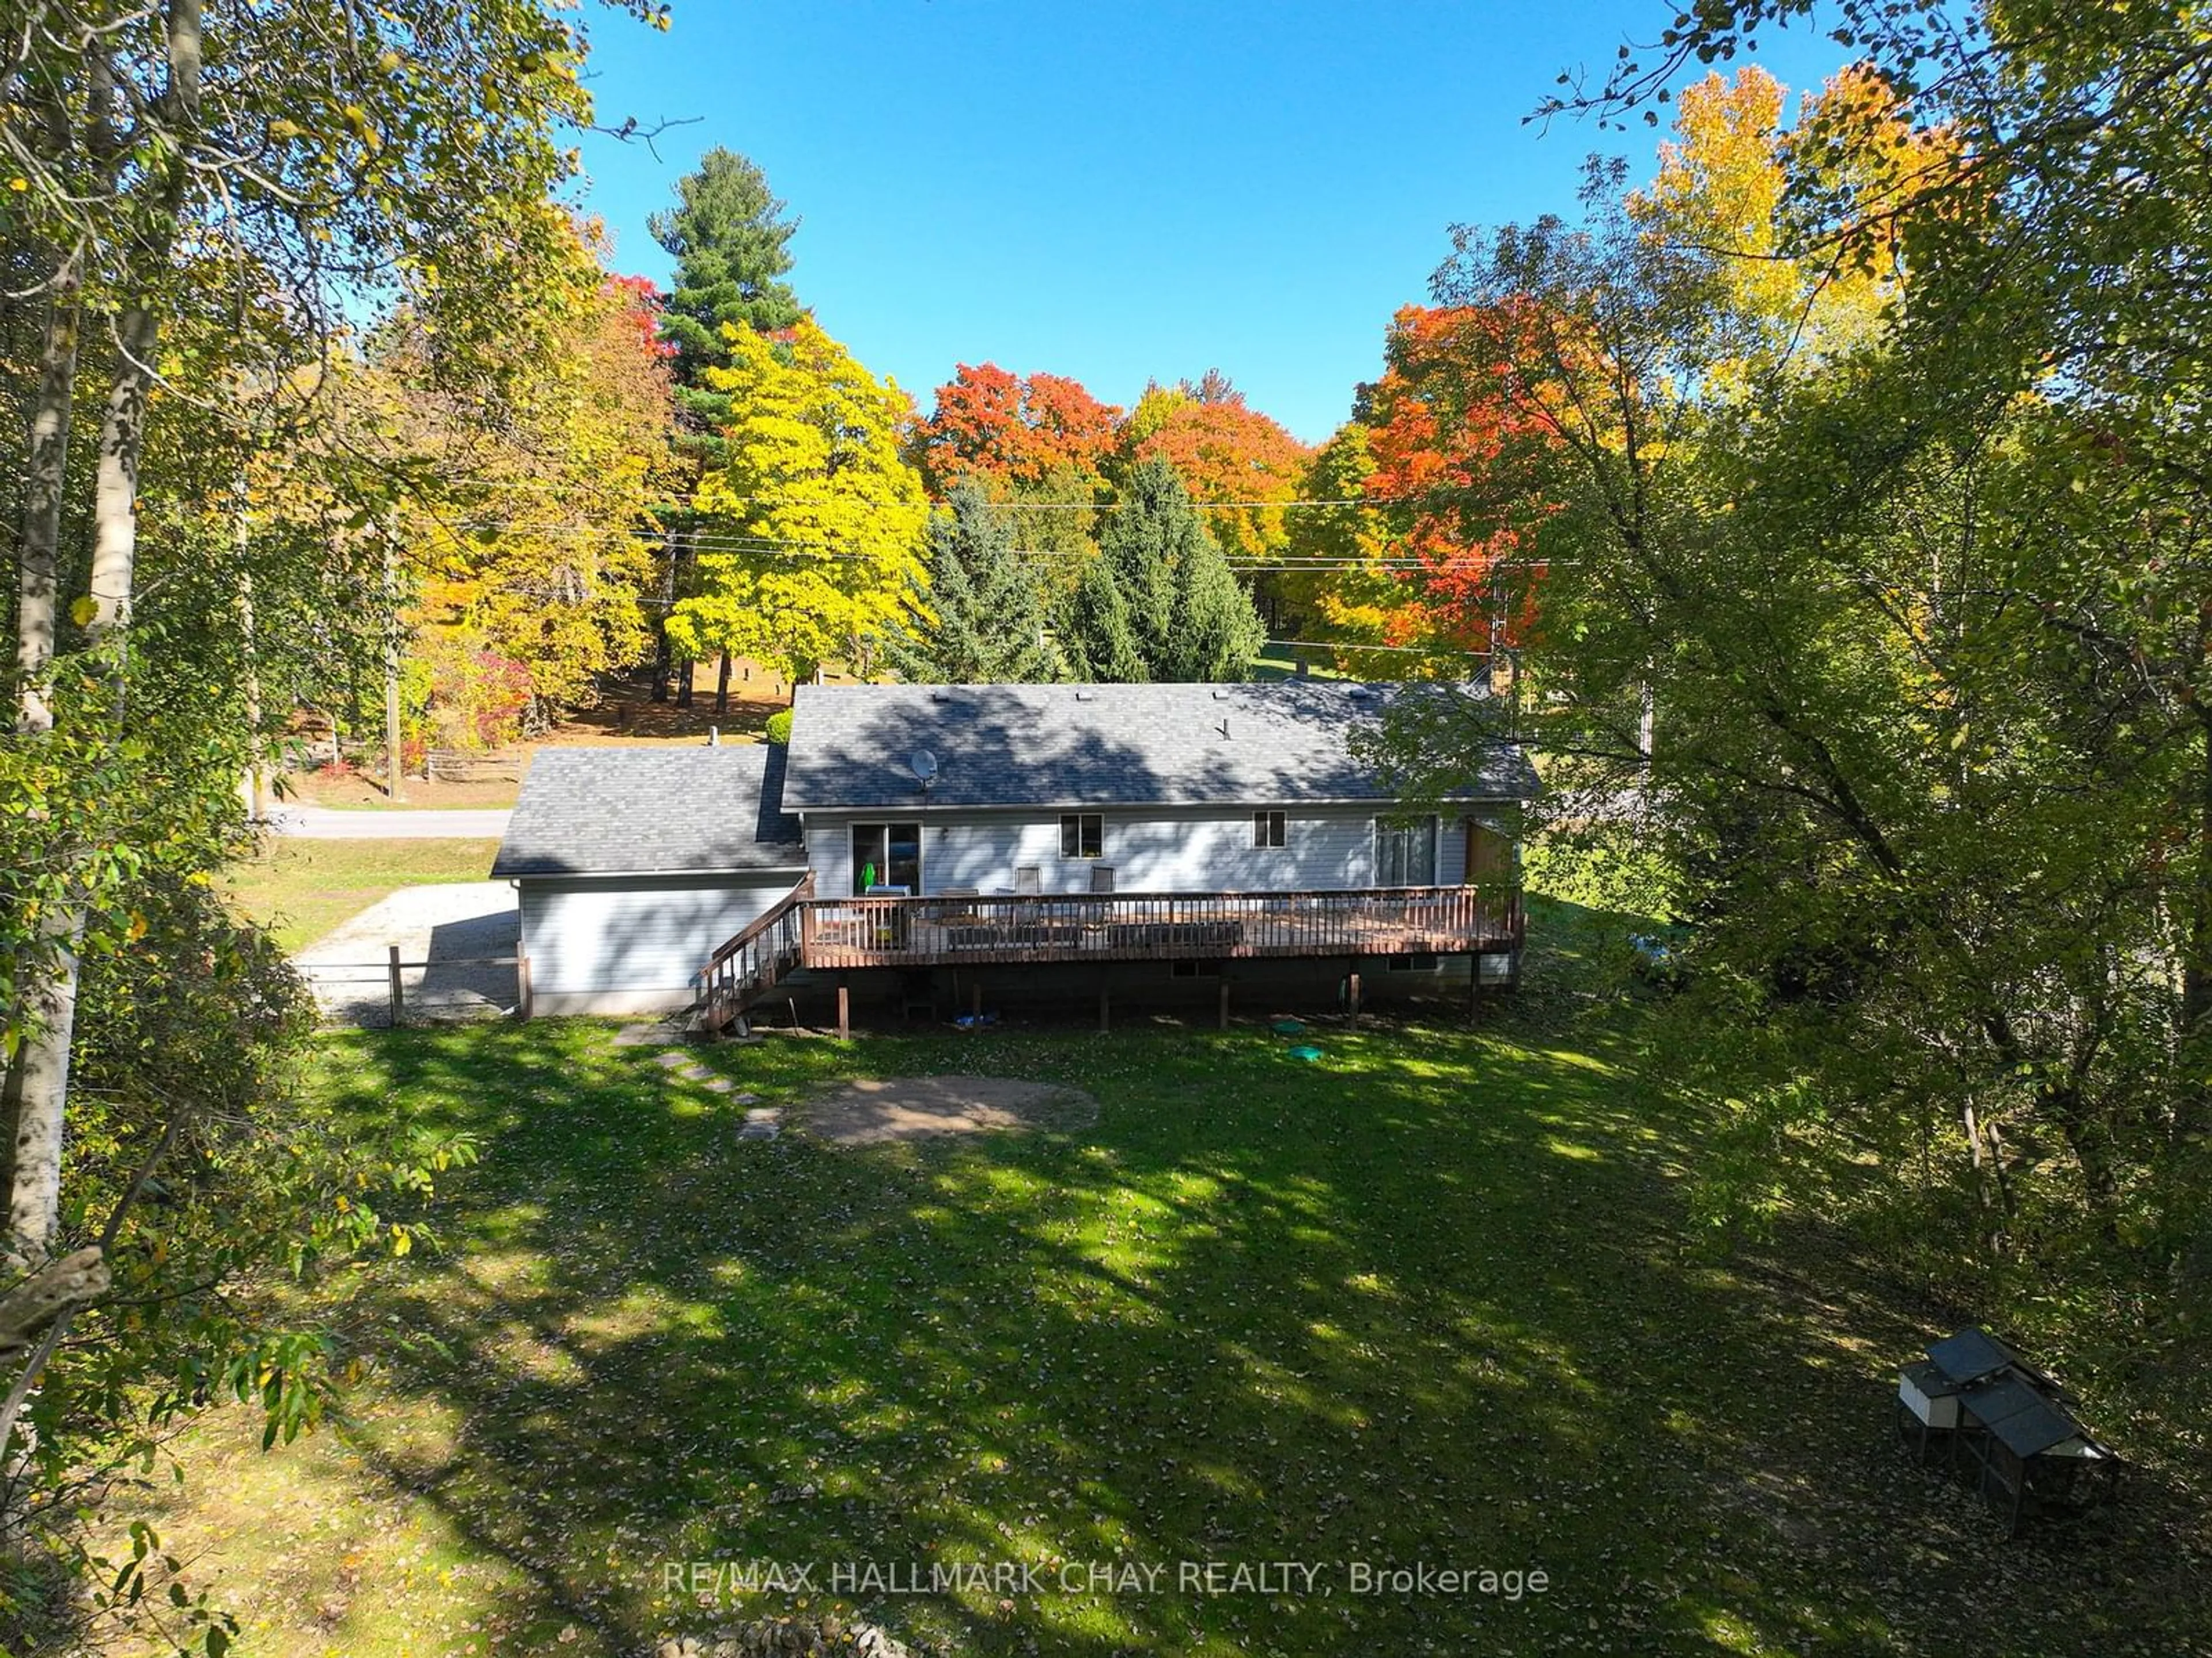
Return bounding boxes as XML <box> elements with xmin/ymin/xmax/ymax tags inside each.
<box><xmin>493</xmin><ymin>745</ymin><xmax>805</xmax><ymax>1017</ymax></box>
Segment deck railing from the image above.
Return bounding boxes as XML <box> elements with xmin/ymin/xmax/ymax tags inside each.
<box><xmin>696</xmin><ymin>870</ymin><xmax>815</xmax><ymax>1029</ymax></box>
<box><xmin>796</xmin><ymin>885</ymin><xmax>1522</xmax><ymax>971</ymax></box>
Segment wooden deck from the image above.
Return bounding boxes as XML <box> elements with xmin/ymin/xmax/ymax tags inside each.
<box><xmin>698</xmin><ymin>883</ymin><xmax>1523</xmax><ymax>1030</ymax></box>
<box><xmin>798</xmin><ymin>887</ymin><xmax>1522</xmax><ymax>970</ymax></box>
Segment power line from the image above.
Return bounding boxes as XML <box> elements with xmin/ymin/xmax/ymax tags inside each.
<box><xmin>1266</xmin><ymin>638</ymin><xmax>1486</xmax><ymax>654</ymax></box>
<box><xmin>421</xmin><ymin>520</ymin><xmax>1569</xmax><ymax>574</ymax></box>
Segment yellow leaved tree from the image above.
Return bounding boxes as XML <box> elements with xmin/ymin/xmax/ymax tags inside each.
<box><xmin>672</xmin><ymin>319</ymin><xmax>929</xmax><ymax>683</ymax></box>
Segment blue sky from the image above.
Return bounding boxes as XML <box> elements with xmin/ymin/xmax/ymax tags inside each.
<box><xmin>570</xmin><ymin>1</ymin><xmax>1848</xmax><ymax>444</ymax></box>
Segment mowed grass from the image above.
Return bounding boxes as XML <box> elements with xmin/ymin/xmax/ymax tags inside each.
<box><xmin>113</xmin><ymin>949</ymin><xmax>2206</xmax><ymax>1656</ymax></box>
<box><xmin>223</xmin><ymin>838</ymin><xmax>502</xmax><ymax>951</ymax></box>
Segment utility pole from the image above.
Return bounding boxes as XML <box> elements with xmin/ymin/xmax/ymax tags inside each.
<box><xmin>651</xmin><ymin>525</ymin><xmax>679</xmax><ymax>702</ymax></box>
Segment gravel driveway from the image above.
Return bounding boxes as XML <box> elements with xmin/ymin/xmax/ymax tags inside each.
<box><xmin>293</xmin><ymin>880</ymin><xmax>518</xmax><ymax>1026</ymax></box>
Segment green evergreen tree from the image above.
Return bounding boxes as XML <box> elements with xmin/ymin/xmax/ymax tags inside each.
<box><xmin>1061</xmin><ymin>458</ymin><xmax>1265</xmax><ymax>681</ymax></box>
<box><xmin>649</xmin><ymin>146</ymin><xmax>804</xmax><ymax>394</ymax></box>
<box><xmin>885</xmin><ymin>482</ymin><xmax>1062</xmax><ymax>682</ymax></box>
<box><xmin>1162</xmin><ymin>523</ymin><xmax>1268</xmax><ymax>680</ymax></box>
<box><xmin>1060</xmin><ymin>545</ymin><xmax>1149</xmax><ymax>681</ymax></box>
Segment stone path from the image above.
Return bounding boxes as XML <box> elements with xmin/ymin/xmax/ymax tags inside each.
<box><xmin>619</xmin><ymin>1024</ymin><xmax>780</xmax><ymax>1137</ymax></box>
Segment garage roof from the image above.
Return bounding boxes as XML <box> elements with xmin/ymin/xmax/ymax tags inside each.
<box><xmin>492</xmin><ymin>744</ymin><xmax>805</xmax><ymax>878</ymax></box>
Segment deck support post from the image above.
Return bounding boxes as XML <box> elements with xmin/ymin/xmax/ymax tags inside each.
<box><xmin>1099</xmin><ymin>979</ymin><xmax>1111</xmax><ymax>1034</ymax></box>
<box><xmin>1347</xmin><ymin>968</ymin><xmax>1362</xmax><ymax>1021</ymax></box>
<box><xmin>971</xmin><ymin>981</ymin><xmax>983</xmax><ymax>1019</ymax></box>
<box><xmin>1218</xmin><ymin>978</ymin><xmax>1230</xmax><ymax>1031</ymax></box>
<box><xmin>836</xmin><ymin>978</ymin><xmax>850</xmax><ymax>1040</ymax></box>
<box><xmin>388</xmin><ymin>944</ymin><xmax>404</xmax><ymax>1028</ymax></box>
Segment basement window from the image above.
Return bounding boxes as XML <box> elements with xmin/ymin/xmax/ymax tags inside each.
<box><xmin>1387</xmin><ymin>953</ymin><xmax>1441</xmax><ymax>973</ymax></box>
<box><xmin>1170</xmin><ymin>959</ymin><xmax>1224</xmax><ymax>979</ymax></box>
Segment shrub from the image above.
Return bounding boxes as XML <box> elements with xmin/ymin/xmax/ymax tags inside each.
<box><xmin>765</xmin><ymin>709</ymin><xmax>793</xmax><ymax>745</ymax></box>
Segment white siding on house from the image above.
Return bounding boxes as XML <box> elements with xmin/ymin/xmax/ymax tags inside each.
<box><xmin>804</xmin><ymin>807</ymin><xmax>1487</xmax><ymax>895</ymax></box>
<box><xmin>520</xmin><ymin>871</ymin><xmax>806</xmax><ymax>1010</ymax></box>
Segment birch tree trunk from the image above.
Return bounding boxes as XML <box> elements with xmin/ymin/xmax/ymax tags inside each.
<box><xmin>2</xmin><ymin>255</ymin><xmax>85</xmax><ymax>1233</ymax></box>
<box><xmin>12</xmin><ymin>258</ymin><xmax>81</xmax><ymax>737</ymax></box>
<box><xmin>4</xmin><ymin>0</ymin><xmax>201</xmax><ymax>1266</ymax></box>
<box><xmin>5</xmin><ymin>305</ymin><xmax>163</xmax><ymax>1273</ymax></box>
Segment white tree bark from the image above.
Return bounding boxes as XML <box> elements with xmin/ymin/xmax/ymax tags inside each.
<box><xmin>13</xmin><ymin>258</ymin><xmax>81</xmax><ymax>737</ymax></box>
<box><xmin>88</xmin><ymin>307</ymin><xmax>159</xmax><ymax>639</ymax></box>
<box><xmin>5</xmin><ymin>302</ymin><xmax>165</xmax><ymax>1273</ymax></box>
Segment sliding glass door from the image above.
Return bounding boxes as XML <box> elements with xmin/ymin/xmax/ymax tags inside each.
<box><xmin>1374</xmin><ymin>817</ymin><xmax>1438</xmax><ymax>887</ymax></box>
<box><xmin>851</xmin><ymin>822</ymin><xmax>922</xmax><ymax>894</ymax></box>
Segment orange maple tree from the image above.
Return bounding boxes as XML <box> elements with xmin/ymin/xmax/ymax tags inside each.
<box><xmin>1119</xmin><ymin>371</ymin><xmax>1312</xmax><ymax>566</ymax></box>
<box><xmin>910</xmin><ymin>362</ymin><xmax>1122</xmax><ymax>493</ymax></box>
<box><xmin>1358</xmin><ymin>302</ymin><xmax>1562</xmax><ymax>654</ymax></box>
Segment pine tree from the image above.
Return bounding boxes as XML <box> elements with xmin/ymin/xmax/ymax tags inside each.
<box><xmin>649</xmin><ymin>147</ymin><xmax>803</xmax><ymax>392</ymax></box>
<box><xmin>1060</xmin><ymin>458</ymin><xmax>1266</xmax><ymax>682</ymax></box>
<box><xmin>1060</xmin><ymin>546</ymin><xmax>1149</xmax><ymax>681</ymax></box>
<box><xmin>1163</xmin><ymin>525</ymin><xmax>1268</xmax><ymax>680</ymax></box>
<box><xmin>884</xmin><ymin>482</ymin><xmax>1061</xmax><ymax>682</ymax></box>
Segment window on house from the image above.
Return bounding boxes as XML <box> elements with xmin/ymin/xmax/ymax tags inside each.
<box><xmin>1253</xmin><ymin>809</ymin><xmax>1287</xmax><ymax>849</ymax></box>
<box><xmin>1170</xmin><ymin>959</ymin><xmax>1223</xmax><ymax>979</ymax></box>
<box><xmin>1374</xmin><ymin>817</ymin><xmax>1438</xmax><ymax>887</ymax></box>
<box><xmin>1386</xmin><ymin>952</ymin><xmax>1441</xmax><ymax>973</ymax></box>
<box><xmin>851</xmin><ymin>822</ymin><xmax>922</xmax><ymax>895</ymax></box>
<box><xmin>1060</xmin><ymin>813</ymin><xmax>1103</xmax><ymax>858</ymax></box>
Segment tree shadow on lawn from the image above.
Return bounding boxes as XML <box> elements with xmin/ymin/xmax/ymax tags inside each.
<box><xmin>276</xmin><ymin>994</ymin><xmax>2205</xmax><ymax>1658</ymax></box>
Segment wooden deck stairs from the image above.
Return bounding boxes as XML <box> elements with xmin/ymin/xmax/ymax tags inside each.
<box><xmin>694</xmin><ymin>872</ymin><xmax>814</xmax><ymax>1036</ymax></box>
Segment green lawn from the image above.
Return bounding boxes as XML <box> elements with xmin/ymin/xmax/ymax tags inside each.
<box><xmin>1250</xmin><ymin>644</ymin><xmax>1353</xmax><ymax>681</ymax></box>
<box><xmin>115</xmin><ymin>924</ymin><xmax>2206</xmax><ymax>1657</ymax></box>
<box><xmin>223</xmin><ymin>838</ymin><xmax>502</xmax><ymax>950</ymax></box>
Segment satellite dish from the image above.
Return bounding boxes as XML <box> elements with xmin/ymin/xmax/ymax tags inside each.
<box><xmin>910</xmin><ymin>749</ymin><xmax>938</xmax><ymax>786</ymax></box>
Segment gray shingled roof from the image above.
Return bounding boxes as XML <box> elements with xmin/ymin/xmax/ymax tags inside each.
<box><xmin>779</xmin><ymin>681</ymin><xmax>1538</xmax><ymax>811</ymax></box>
<box><xmin>492</xmin><ymin>744</ymin><xmax>805</xmax><ymax>878</ymax></box>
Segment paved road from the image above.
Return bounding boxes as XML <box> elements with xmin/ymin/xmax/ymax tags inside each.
<box><xmin>293</xmin><ymin>881</ymin><xmax>519</xmax><ymax>1027</ymax></box>
<box><xmin>265</xmin><ymin>805</ymin><xmax>512</xmax><ymax>839</ymax></box>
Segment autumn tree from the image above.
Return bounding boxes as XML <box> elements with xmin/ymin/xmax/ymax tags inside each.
<box><xmin>883</xmin><ymin>481</ymin><xmax>1060</xmax><ymax>683</ymax></box>
<box><xmin>369</xmin><ymin>243</ymin><xmax>677</xmax><ymax>737</ymax></box>
<box><xmin>1276</xmin><ymin>422</ymin><xmax>1422</xmax><ymax>670</ymax></box>
<box><xmin>910</xmin><ymin>362</ymin><xmax>1122</xmax><ymax>495</ymax></box>
<box><xmin>1356</xmin><ymin>302</ymin><xmax>1568</xmax><ymax>660</ymax></box>
<box><xmin>907</xmin><ymin>365</ymin><xmax>1122</xmax><ymax>597</ymax></box>
<box><xmin>669</xmin><ymin>318</ymin><xmax>927</xmax><ymax>684</ymax></box>
<box><xmin>1118</xmin><ymin>370</ymin><xmax>1312</xmax><ymax>574</ymax></box>
<box><xmin>1363</xmin><ymin>9</ymin><xmax>2212</xmax><ymax>1369</ymax></box>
